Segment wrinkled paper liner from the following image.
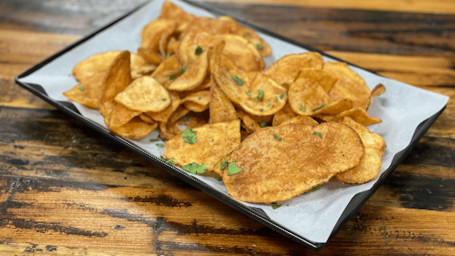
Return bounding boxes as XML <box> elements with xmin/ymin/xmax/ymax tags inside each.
<box><xmin>18</xmin><ymin>0</ymin><xmax>449</xmax><ymax>244</ymax></box>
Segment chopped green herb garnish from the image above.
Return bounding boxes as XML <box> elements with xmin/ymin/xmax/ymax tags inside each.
<box><xmin>300</xmin><ymin>103</ymin><xmax>306</xmax><ymax>112</ymax></box>
<box><xmin>246</xmin><ymin>90</ymin><xmax>252</xmax><ymax>96</ymax></box>
<box><xmin>259</xmin><ymin>108</ymin><xmax>264</xmax><ymax>112</ymax></box>
<box><xmin>220</xmin><ymin>160</ymin><xmax>229</xmax><ymax>171</ymax></box>
<box><xmin>161</xmin><ymin>98</ymin><xmax>167</xmax><ymax>101</ymax></box>
<box><xmin>256</xmin><ymin>89</ymin><xmax>264</xmax><ymax>101</ymax></box>
<box><xmin>279</xmin><ymin>92</ymin><xmax>286</xmax><ymax>99</ymax></box>
<box><xmin>156</xmin><ymin>143</ymin><xmax>165</xmax><ymax>147</ymax></box>
<box><xmin>273</xmin><ymin>133</ymin><xmax>282</xmax><ymax>141</ymax></box>
<box><xmin>227</xmin><ymin>163</ymin><xmax>243</xmax><ymax>176</ymax></box>
<box><xmin>232</xmin><ymin>75</ymin><xmax>244</xmax><ymax>85</ymax></box>
<box><xmin>256</xmin><ymin>43</ymin><xmax>264</xmax><ymax>50</ymax></box>
<box><xmin>165</xmin><ymin>52</ymin><xmax>171</xmax><ymax>58</ymax></box>
<box><xmin>271</xmin><ymin>203</ymin><xmax>282</xmax><ymax>209</ymax></box>
<box><xmin>170</xmin><ymin>74</ymin><xmax>177</xmax><ymax>80</ymax></box>
<box><xmin>259</xmin><ymin>121</ymin><xmax>267</xmax><ymax>128</ymax></box>
<box><xmin>313</xmin><ymin>132</ymin><xmax>322</xmax><ymax>138</ymax></box>
<box><xmin>243</xmin><ymin>31</ymin><xmax>251</xmax><ymax>37</ymax></box>
<box><xmin>195</xmin><ymin>45</ymin><xmax>203</xmax><ymax>55</ymax></box>
<box><xmin>267</xmin><ymin>102</ymin><xmax>272</xmax><ymax>107</ymax></box>
<box><xmin>182</xmin><ymin>128</ymin><xmax>197</xmax><ymax>144</ymax></box>
<box><xmin>275</xmin><ymin>96</ymin><xmax>279</xmax><ymax>102</ymax></box>
<box><xmin>214</xmin><ymin>176</ymin><xmax>222</xmax><ymax>181</ymax></box>
<box><xmin>211</xmin><ymin>138</ymin><xmax>214</xmax><ymax>142</ymax></box>
<box><xmin>180</xmin><ymin>66</ymin><xmax>189</xmax><ymax>75</ymax></box>
<box><xmin>313</xmin><ymin>103</ymin><xmax>327</xmax><ymax>111</ymax></box>
<box><xmin>182</xmin><ymin>162</ymin><xmax>207</xmax><ymax>175</ymax></box>
<box><xmin>306</xmin><ymin>185</ymin><xmax>323</xmax><ymax>193</ymax></box>
<box><xmin>167</xmin><ymin>159</ymin><xmax>176</xmax><ymax>166</ymax></box>
<box><xmin>150</xmin><ymin>138</ymin><xmax>159</xmax><ymax>142</ymax></box>
<box><xmin>79</xmin><ymin>86</ymin><xmax>85</xmax><ymax>91</ymax></box>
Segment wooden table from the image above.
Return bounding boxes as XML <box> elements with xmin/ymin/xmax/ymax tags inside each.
<box><xmin>1</xmin><ymin>0</ymin><xmax>454</xmax><ymax>255</ymax></box>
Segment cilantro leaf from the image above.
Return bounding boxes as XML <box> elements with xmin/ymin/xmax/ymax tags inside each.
<box><xmin>220</xmin><ymin>160</ymin><xmax>229</xmax><ymax>171</ymax></box>
<box><xmin>313</xmin><ymin>132</ymin><xmax>322</xmax><ymax>138</ymax></box>
<box><xmin>155</xmin><ymin>143</ymin><xmax>165</xmax><ymax>147</ymax></box>
<box><xmin>271</xmin><ymin>203</ymin><xmax>282</xmax><ymax>209</ymax></box>
<box><xmin>79</xmin><ymin>86</ymin><xmax>85</xmax><ymax>91</ymax></box>
<box><xmin>279</xmin><ymin>92</ymin><xmax>286</xmax><ymax>99</ymax></box>
<box><xmin>256</xmin><ymin>43</ymin><xmax>264</xmax><ymax>50</ymax></box>
<box><xmin>150</xmin><ymin>138</ymin><xmax>159</xmax><ymax>142</ymax></box>
<box><xmin>195</xmin><ymin>45</ymin><xmax>203</xmax><ymax>55</ymax></box>
<box><xmin>227</xmin><ymin>163</ymin><xmax>243</xmax><ymax>176</ymax></box>
<box><xmin>161</xmin><ymin>98</ymin><xmax>167</xmax><ymax>101</ymax></box>
<box><xmin>246</xmin><ymin>90</ymin><xmax>252</xmax><ymax>96</ymax></box>
<box><xmin>231</xmin><ymin>75</ymin><xmax>244</xmax><ymax>85</ymax></box>
<box><xmin>273</xmin><ymin>134</ymin><xmax>282</xmax><ymax>141</ymax></box>
<box><xmin>312</xmin><ymin>103</ymin><xmax>327</xmax><ymax>111</ymax></box>
<box><xmin>259</xmin><ymin>121</ymin><xmax>267</xmax><ymax>128</ymax></box>
<box><xmin>169</xmin><ymin>74</ymin><xmax>177</xmax><ymax>80</ymax></box>
<box><xmin>306</xmin><ymin>185</ymin><xmax>323</xmax><ymax>193</ymax></box>
<box><xmin>180</xmin><ymin>66</ymin><xmax>189</xmax><ymax>75</ymax></box>
<box><xmin>256</xmin><ymin>89</ymin><xmax>264</xmax><ymax>101</ymax></box>
<box><xmin>182</xmin><ymin>162</ymin><xmax>207</xmax><ymax>175</ymax></box>
<box><xmin>182</xmin><ymin>128</ymin><xmax>197</xmax><ymax>144</ymax></box>
<box><xmin>300</xmin><ymin>103</ymin><xmax>306</xmax><ymax>112</ymax></box>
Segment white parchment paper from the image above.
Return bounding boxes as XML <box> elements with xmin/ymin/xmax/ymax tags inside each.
<box><xmin>18</xmin><ymin>0</ymin><xmax>449</xmax><ymax>244</ymax></box>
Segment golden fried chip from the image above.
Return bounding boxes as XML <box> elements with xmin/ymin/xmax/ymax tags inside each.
<box><xmin>334</xmin><ymin>107</ymin><xmax>382</xmax><ymax>126</ymax></box>
<box><xmin>164</xmin><ymin>120</ymin><xmax>241</xmax><ymax>172</ymax></box>
<box><xmin>279</xmin><ymin>115</ymin><xmax>318</xmax><ymax>127</ymax></box>
<box><xmin>63</xmin><ymin>72</ymin><xmax>105</xmax><ymax>109</ymax></box>
<box><xmin>336</xmin><ymin>117</ymin><xmax>386</xmax><ymax>183</ymax></box>
<box><xmin>264</xmin><ymin>52</ymin><xmax>324</xmax><ymax>88</ymax></box>
<box><xmin>160</xmin><ymin>0</ymin><xmax>196</xmax><ymax>34</ymax></box>
<box><xmin>168</xmin><ymin>50</ymin><xmax>208</xmax><ymax>91</ymax></box>
<box><xmin>237</xmin><ymin>108</ymin><xmax>262</xmax><ymax>133</ymax></box>
<box><xmin>313</xmin><ymin>98</ymin><xmax>353</xmax><ymax>117</ymax></box>
<box><xmin>288</xmin><ymin>78</ymin><xmax>332</xmax><ymax>116</ymax></box>
<box><xmin>182</xmin><ymin>90</ymin><xmax>210</xmax><ymax>112</ymax></box>
<box><xmin>211</xmin><ymin>43</ymin><xmax>286</xmax><ymax>116</ymax></box>
<box><xmin>145</xmin><ymin>92</ymin><xmax>181</xmax><ymax>123</ymax></box>
<box><xmin>272</xmin><ymin>103</ymin><xmax>298</xmax><ymax>126</ymax></box>
<box><xmin>110</xmin><ymin>117</ymin><xmax>157</xmax><ymax>139</ymax></box>
<box><xmin>209</xmin><ymin>79</ymin><xmax>238</xmax><ymax>124</ymax></box>
<box><xmin>368</xmin><ymin>83</ymin><xmax>386</xmax><ymax>109</ymax></box>
<box><xmin>141</xmin><ymin>18</ymin><xmax>176</xmax><ymax>53</ymax></box>
<box><xmin>114</xmin><ymin>76</ymin><xmax>170</xmax><ymax>112</ymax></box>
<box><xmin>151</xmin><ymin>55</ymin><xmax>180</xmax><ymax>88</ymax></box>
<box><xmin>297</xmin><ymin>69</ymin><xmax>338</xmax><ymax>93</ymax></box>
<box><xmin>217</xmin><ymin>34</ymin><xmax>265</xmax><ymax>71</ymax></box>
<box><xmin>220</xmin><ymin>122</ymin><xmax>364</xmax><ymax>203</ymax></box>
<box><xmin>137</xmin><ymin>47</ymin><xmax>162</xmax><ymax>65</ymax></box>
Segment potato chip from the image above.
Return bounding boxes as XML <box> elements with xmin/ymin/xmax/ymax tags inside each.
<box><xmin>220</xmin><ymin>122</ymin><xmax>364</xmax><ymax>203</ymax></box>
<box><xmin>114</xmin><ymin>76</ymin><xmax>170</xmax><ymax>112</ymax></box>
<box><xmin>141</xmin><ymin>18</ymin><xmax>176</xmax><ymax>53</ymax></box>
<box><xmin>110</xmin><ymin>117</ymin><xmax>157</xmax><ymax>139</ymax></box>
<box><xmin>336</xmin><ymin>117</ymin><xmax>386</xmax><ymax>183</ymax></box>
<box><xmin>182</xmin><ymin>90</ymin><xmax>210</xmax><ymax>112</ymax></box>
<box><xmin>272</xmin><ymin>103</ymin><xmax>298</xmax><ymax>126</ymax></box>
<box><xmin>130</xmin><ymin>54</ymin><xmax>156</xmax><ymax>79</ymax></box>
<box><xmin>164</xmin><ymin>120</ymin><xmax>241</xmax><ymax>172</ymax></box>
<box><xmin>209</xmin><ymin>79</ymin><xmax>238</xmax><ymax>124</ymax></box>
<box><xmin>168</xmin><ymin>50</ymin><xmax>208</xmax><ymax>91</ymax></box>
<box><xmin>217</xmin><ymin>34</ymin><xmax>265</xmax><ymax>71</ymax></box>
<box><xmin>334</xmin><ymin>107</ymin><xmax>382</xmax><ymax>126</ymax></box>
<box><xmin>160</xmin><ymin>0</ymin><xmax>196</xmax><ymax>34</ymax></box>
<box><xmin>313</xmin><ymin>98</ymin><xmax>353</xmax><ymax>117</ymax></box>
<box><xmin>264</xmin><ymin>52</ymin><xmax>324</xmax><ymax>88</ymax></box>
<box><xmin>279</xmin><ymin>115</ymin><xmax>318</xmax><ymax>127</ymax></box>
<box><xmin>63</xmin><ymin>72</ymin><xmax>105</xmax><ymax>109</ymax></box>
<box><xmin>137</xmin><ymin>47</ymin><xmax>162</xmax><ymax>65</ymax></box>
<box><xmin>296</xmin><ymin>69</ymin><xmax>338</xmax><ymax>93</ymax></box>
<box><xmin>237</xmin><ymin>108</ymin><xmax>262</xmax><ymax>133</ymax></box>
<box><xmin>145</xmin><ymin>92</ymin><xmax>181</xmax><ymax>123</ymax></box>
<box><xmin>211</xmin><ymin>43</ymin><xmax>286</xmax><ymax>116</ymax></box>
<box><xmin>151</xmin><ymin>55</ymin><xmax>181</xmax><ymax>88</ymax></box>
<box><xmin>368</xmin><ymin>83</ymin><xmax>386</xmax><ymax>109</ymax></box>
<box><xmin>288</xmin><ymin>78</ymin><xmax>332</xmax><ymax>116</ymax></box>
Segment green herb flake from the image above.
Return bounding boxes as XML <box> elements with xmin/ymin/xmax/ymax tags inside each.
<box><xmin>150</xmin><ymin>138</ymin><xmax>160</xmax><ymax>142</ymax></box>
<box><xmin>259</xmin><ymin>121</ymin><xmax>267</xmax><ymax>128</ymax></box>
<box><xmin>300</xmin><ymin>103</ymin><xmax>306</xmax><ymax>112</ymax></box>
<box><xmin>243</xmin><ymin>31</ymin><xmax>251</xmax><ymax>37</ymax></box>
<box><xmin>271</xmin><ymin>203</ymin><xmax>282</xmax><ymax>209</ymax></box>
<box><xmin>195</xmin><ymin>45</ymin><xmax>203</xmax><ymax>55</ymax></box>
<box><xmin>182</xmin><ymin>128</ymin><xmax>197</xmax><ymax>144</ymax></box>
<box><xmin>169</xmin><ymin>74</ymin><xmax>177</xmax><ymax>80</ymax></box>
<box><xmin>275</xmin><ymin>96</ymin><xmax>279</xmax><ymax>102</ymax></box>
<box><xmin>256</xmin><ymin>89</ymin><xmax>264</xmax><ymax>101</ymax></box>
<box><xmin>165</xmin><ymin>52</ymin><xmax>171</xmax><ymax>59</ymax></box>
<box><xmin>279</xmin><ymin>92</ymin><xmax>286</xmax><ymax>99</ymax></box>
<box><xmin>161</xmin><ymin>98</ymin><xmax>167</xmax><ymax>101</ymax></box>
<box><xmin>220</xmin><ymin>160</ymin><xmax>229</xmax><ymax>171</ymax></box>
<box><xmin>180</xmin><ymin>66</ymin><xmax>189</xmax><ymax>75</ymax></box>
<box><xmin>246</xmin><ymin>90</ymin><xmax>252</xmax><ymax>96</ymax></box>
<box><xmin>306</xmin><ymin>185</ymin><xmax>323</xmax><ymax>193</ymax></box>
<box><xmin>313</xmin><ymin>103</ymin><xmax>327</xmax><ymax>111</ymax></box>
<box><xmin>167</xmin><ymin>159</ymin><xmax>176</xmax><ymax>166</ymax></box>
<box><xmin>182</xmin><ymin>162</ymin><xmax>207</xmax><ymax>175</ymax></box>
<box><xmin>273</xmin><ymin>133</ymin><xmax>282</xmax><ymax>141</ymax></box>
<box><xmin>267</xmin><ymin>102</ymin><xmax>272</xmax><ymax>107</ymax></box>
<box><xmin>155</xmin><ymin>143</ymin><xmax>165</xmax><ymax>148</ymax></box>
<box><xmin>214</xmin><ymin>176</ymin><xmax>222</xmax><ymax>181</ymax></box>
<box><xmin>259</xmin><ymin>108</ymin><xmax>264</xmax><ymax>112</ymax></box>
<box><xmin>79</xmin><ymin>86</ymin><xmax>85</xmax><ymax>91</ymax></box>
<box><xmin>256</xmin><ymin>43</ymin><xmax>264</xmax><ymax>50</ymax></box>
<box><xmin>231</xmin><ymin>75</ymin><xmax>244</xmax><ymax>85</ymax></box>
<box><xmin>227</xmin><ymin>163</ymin><xmax>243</xmax><ymax>176</ymax></box>
<box><xmin>313</xmin><ymin>132</ymin><xmax>322</xmax><ymax>138</ymax></box>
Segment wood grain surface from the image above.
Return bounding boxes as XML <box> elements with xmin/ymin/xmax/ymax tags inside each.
<box><xmin>1</xmin><ymin>0</ymin><xmax>454</xmax><ymax>255</ymax></box>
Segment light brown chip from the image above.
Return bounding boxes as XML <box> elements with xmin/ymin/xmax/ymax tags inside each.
<box><xmin>63</xmin><ymin>72</ymin><xmax>105</xmax><ymax>109</ymax></box>
<box><xmin>296</xmin><ymin>69</ymin><xmax>338</xmax><ymax>93</ymax></box>
<box><xmin>368</xmin><ymin>83</ymin><xmax>386</xmax><ymax>109</ymax></box>
<box><xmin>336</xmin><ymin>117</ymin><xmax>386</xmax><ymax>183</ymax></box>
<box><xmin>211</xmin><ymin>43</ymin><xmax>286</xmax><ymax>116</ymax></box>
<box><xmin>313</xmin><ymin>98</ymin><xmax>353</xmax><ymax>117</ymax></box>
<box><xmin>164</xmin><ymin>120</ymin><xmax>241</xmax><ymax>172</ymax></box>
<box><xmin>264</xmin><ymin>52</ymin><xmax>324</xmax><ymax>88</ymax></box>
<box><xmin>141</xmin><ymin>18</ymin><xmax>176</xmax><ymax>53</ymax></box>
<box><xmin>219</xmin><ymin>122</ymin><xmax>364</xmax><ymax>203</ymax></box>
<box><xmin>272</xmin><ymin>103</ymin><xmax>298</xmax><ymax>126</ymax></box>
<box><xmin>145</xmin><ymin>92</ymin><xmax>181</xmax><ymax>123</ymax></box>
<box><xmin>288</xmin><ymin>78</ymin><xmax>332</xmax><ymax>116</ymax></box>
<box><xmin>209</xmin><ymin>79</ymin><xmax>238</xmax><ymax>124</ymax></box>
<box><xmin>168</xmin><ymin>50</ymin><xmax>209</xmax><ymax>91</ymax></box>
<box><xmin>279</xmin><ymin>115</ymin><xmax>319</xmax><ymax>127</ymax></box>
<box><xmin>160</xmin><ymin>0</ymin><xmax>196</xmax><ymax>34</ymax></box>
<box><xmin>217</xmin><ymin>34</ymin><xmax>265</xmax><ymax>71</ymax></box>
<box><xmin>334</xmin><ymin>107</ymin><xmax>382</xmax><ymax>126</ymax></box>
<box><xmin>114</xmin><ymin>76</ymin><xmax>170</xmax><ymax>112</ymax></box>
<box><xmin>137</xmin><ymin>47</ymin><xmax>162</xmax><ymax>66</ymax></box>
<box><xmin>151</xmin><ymin>55</ymin><xmax>181</xmax><ymax>88</ymax></box>
<box><xmin>237</xmin><ymin>108</ymin><xmax>262</xmax><ymax>133</ymax></box>
<box><xmin>182</xmin><ymin>90</ymin><xmax>210</xmax><ymax>112</ymax></box>
<box><xmin>110</xmin><ymin>117</ymin><xmax>157</xmax><ymax>139</ymax></box>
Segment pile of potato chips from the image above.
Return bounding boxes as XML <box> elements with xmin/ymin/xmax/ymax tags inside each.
<box><xmin>64</xmin><ymin>1</ymin><xmax>386</xmax><ymax>204</ymax></box>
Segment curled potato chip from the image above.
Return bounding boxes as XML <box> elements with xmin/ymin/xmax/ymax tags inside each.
<box><xmin>272</xmin><ymin>103</ymin><xmax>298</xmax><ymax>126</ymax></box>
<box><xmin>217</xmin><ymin>34</ymin><xmax>265</xmax><ymax>71</ymax></box>
<box><xmin>297</xmin><ymin>69</ymin><xmax>338</xmax><ymax>93</ymax></box>
<box><xmin>145</xmin><ymin>92</ymin><xmax>181</xmax><ymax>123</ymax></box>
<box><xmin>220</xmin><ymin>122</ymin><xmax>364</xmax><ymax>203</ymax></box>
<box><xmin>237</xmin><ymin>108</ymin><xmax>262</xmax><ymax>133</ymax></box>
<box><xmin>110</xmin><ymin>117</ymin><xmax>157</xmax><ymax>139</ymax></box>
<box><xmin>313</xmin><ymin>98</ymin><xmax>353</xmax><ymax>117</ymax></box>
<box><xmin>264</xmin><ymin>52</ymin><xmax>324</xmax><ymax>88</ymax></box>
<box><xmin>288</xmin><ymin>78</ymin><xmax>332</xmax><ymax>116</ymax></box>
<box><xmin>141</xmin><ymin>18</ymin><xmax>176</xmax><ymax>52</ymax></box>
<box><xmin>63</xmin><ymin>72</ymin><xmax>105</xmax><ymax>109</ymax></box>
<box><xmin>336</xmin><ymin>117</ymin><xmax>386</xmax><ymax>183</ymax></box>
<box><xmin>211</xmin><ymin>43</ymin><xmax>286</xmax><ymax>116</ymax></box>
<box><xmin>168</xmin><ymin>50</ymin><xmax>208</xmax><ymax>91</ymax></box>
<box><xmin>209</xmin><ymin>79</ymin><xmax>238</xmax><ymax>124</ymax></box>
<box><xmin>160</xmin><ymin>0</ymin><xmax>196</xmax><ymax>34</ymax></box>
<box><xmin>114</xmin><ymin>76</ymin><xmax>170</xmax><ymax>112</ymax></box>
<box><xmin>164</xmin><ymin>120</ymin><xmax>241</xmax><ymax>172</ymax></box>
<box><xmin>151</xmin><ymin>55</ymin><xmax>180</xmax><ymax>88</ymax></box>
<box><xmin>137</xmin><ymin>47</ymin><xmax>162</xmax><ymax>66</ymax></box>
<box><xmin>182</xmin><ymin>90</ymin><xmax>210</xmax><ymax>112</ymax></box>
<box><xmin>334</xmin><ymin>107</ymin><xmax>382</xmax><ymax>126</ymax></box>
<box><xmin>279</xmin><ymin>115</ymin><xmax>319</xmax><ymax>127</ymax></box>
<box><xmin>368</xmin><ymin>83</ymin><xmax>386</xmax><ymax>109</ymax></box>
